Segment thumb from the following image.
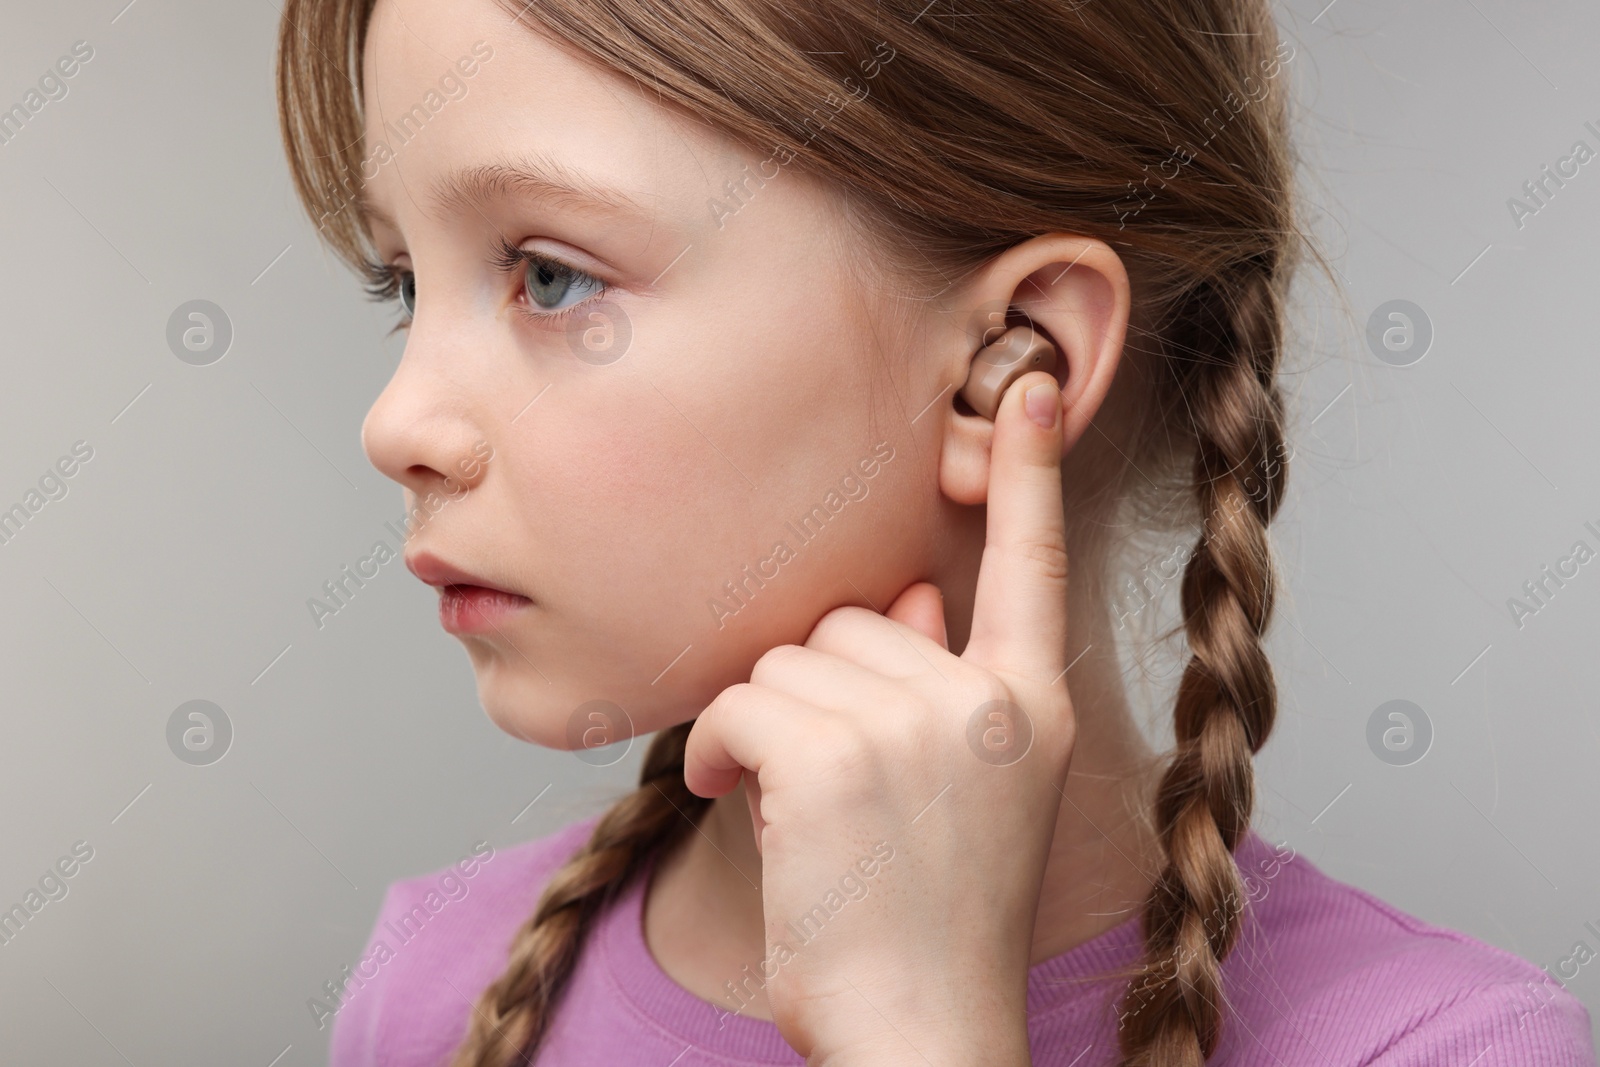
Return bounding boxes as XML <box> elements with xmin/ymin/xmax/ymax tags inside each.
<box><xmin>884</xmin><ymin>581</ymin><xmax>949</xmax><ymax>649</ymax></box>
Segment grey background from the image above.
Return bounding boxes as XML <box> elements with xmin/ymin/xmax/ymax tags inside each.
<box><xmin>2</xmin><ymin>0</ymin><xmax>1597</xmax><ymax>1062</ymax></box>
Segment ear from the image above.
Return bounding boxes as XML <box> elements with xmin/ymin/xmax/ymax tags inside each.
<box><xmin>937</xmin><ymin>235</ymin><xmax>1130</xmax><ymax>507</ymax></box>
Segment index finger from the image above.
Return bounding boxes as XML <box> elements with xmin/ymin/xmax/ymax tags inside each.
<box><xmin>961</xmin><ymin>369</ymin><xmax>1069</xmax><ymax>684</ymax></box>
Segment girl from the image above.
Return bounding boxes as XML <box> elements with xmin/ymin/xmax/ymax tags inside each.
<box><xmin>275</xmin><ymin>0</ymin><xmax>1596</xmax><ymax>1064</ymax></box>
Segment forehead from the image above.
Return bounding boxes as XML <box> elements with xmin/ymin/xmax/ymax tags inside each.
<box><xmin>356</xmin><ymin>0</ymin><xmax>730</xmax><ymax>236</ymax></box>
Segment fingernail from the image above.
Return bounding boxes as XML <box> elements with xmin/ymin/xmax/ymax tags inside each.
<box><xmin>1024</xmin><ymin>382</ymin><xmax>1058</xmax><ymax>429</ymax></box>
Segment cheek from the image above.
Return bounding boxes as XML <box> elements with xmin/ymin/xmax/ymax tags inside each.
<box><xmin>496</xmin><ymin>285</ymin><xmax>924</xmax><ymax>719</ymax></box>
<box><xmin>503</xmin><ymin>380</ymin><xmax>744</xmax><ymax>636</ymax></box>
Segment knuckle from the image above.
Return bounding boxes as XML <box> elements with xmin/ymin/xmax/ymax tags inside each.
<box><xmin>963</xmin><ymin>671</ymin><xmax>1014</xmax><ymax>711</ymax></box>
<box><xmin>1013</xmin><ymin>536</ymin><xmax>1070</xmax><ymax>583</ymax></box>
<box><xmin>777</xmin><ymin>716</ymin><xmax>864</xmax><ymax>783</ymax></box>
<box><xmin>826</xmin><ymin>717</ymin><xmax>872</xmax><ymax>759</ymax></box>
<box><xmin>806</xmin><ymin>604</ymin><xmax>871</xmax><ymax>647</ymax></box>
<box><xmin>750</xmin><ymin>643</ymin><xmax>803</xmax><ymax>684</ymax></box>
<box><xmin>864</xmin><ymin>699</ymin><xmax>939</xmax><ymax>773</ymax></box>
<box><xmin>812</xmin><ymin>716</ymin><xmax>881</xmax><ymax>777</ymax></box>
<box><xmin>702</xmin><ymin>681</ymin><xmax>751</xmax><ymax>719</ymax></box>
<box><xmin>886</xmin><ymin>708</ymin><xmax>936</xmax><ymax>760</ymax></box>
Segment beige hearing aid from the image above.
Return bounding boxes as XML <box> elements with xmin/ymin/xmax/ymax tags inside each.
<box><xmin>958</xmin><ymin>324</ymin><xmax>1059</xmax><ymax>421</ymax></box>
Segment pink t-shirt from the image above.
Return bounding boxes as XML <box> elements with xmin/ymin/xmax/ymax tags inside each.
<box><xmin>326</xmin><ymin>815</ymin><xmax>1595</xmax><ymax>1065</ymax></box>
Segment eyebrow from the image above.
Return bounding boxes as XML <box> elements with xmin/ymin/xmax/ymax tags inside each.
<box><xmin>357</xmin><ymin>150</ymin><xmax>651</xmax><ymax>232</ymax></box>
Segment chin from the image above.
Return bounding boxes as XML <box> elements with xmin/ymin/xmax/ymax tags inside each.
<box><xmin>460</xmin><ymin>631</ymin><xmax>718</xmax><ymax>756</ymax></box>
<box><xmin>465</xmin><ymin>654</ymin><xmax>656</xmax><ymax>758</ymax></box>
<box><xmin>469</xmin><ymin>659</ymin><xmax>580</xmax><ymax>748</ymax></box>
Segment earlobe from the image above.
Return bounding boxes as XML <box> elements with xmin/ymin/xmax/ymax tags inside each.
<box><xmin>938</xmin><ymin>407</ymin><xmax>996</xmax><ymax>506</ymax></box>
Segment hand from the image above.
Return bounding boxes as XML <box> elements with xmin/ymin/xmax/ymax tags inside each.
<box><xmin>685</xmin><ymin>371</ymin><xmax>1074</xmax><ymax>1067</ymax></box>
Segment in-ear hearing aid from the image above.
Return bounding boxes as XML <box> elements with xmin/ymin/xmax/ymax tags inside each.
<box><xmin>958</xmin><ymin>324</ymin><xmax>1059</xmax><ymax>421</ymax></box>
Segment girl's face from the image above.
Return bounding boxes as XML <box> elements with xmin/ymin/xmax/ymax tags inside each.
<box><xmin>357</xmin><ymin>0</ymin><xmax>969</xmax><ymax>748</ymax></box>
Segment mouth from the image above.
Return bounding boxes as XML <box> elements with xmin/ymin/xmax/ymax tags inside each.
<box><xmin>405</xmin><ymin>551</ymin><xmax>532</xmax><ymax>636</ymax></box>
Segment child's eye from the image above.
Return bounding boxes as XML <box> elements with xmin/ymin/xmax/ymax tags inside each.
<box><xmin>397</xmin><ymin>270</ymin><xmax>416</xmax><ymax>317</ymax></box>
<box><xmin>359</xmin><ymin>240</ymin><xmax>608</xmax><ymax>337</ymax></box>
<box><xmin>360</xmin><ymin>259</ymin><xmax>416</xmax><ymax>335</ymax></box>
<box><xmin>493</xmin><ymin>238</ymin><xmax>606</xmax><ymax>317</ymax></box>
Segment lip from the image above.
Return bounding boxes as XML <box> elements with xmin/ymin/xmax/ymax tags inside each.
<box><xmin>405</xmin><ymin>551</ymin><xmax>518</xmax><ymax>595</ymax></box>
<box><xmin>405</xmin><ymin>550</ymin><xmax>533</xmax><ymax>635</ymax></box>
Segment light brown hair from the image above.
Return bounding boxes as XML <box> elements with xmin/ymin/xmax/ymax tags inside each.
<box><xmin>276</xmin><ymin>1</ymin><xmax>1311</xmax><ymax>1063</ymax></box>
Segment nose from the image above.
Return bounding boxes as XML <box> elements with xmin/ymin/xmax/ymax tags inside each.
<box><xmin>361</xmin><ymin>339</ymin><xmax>493</xmax><ymax>501</ymax></box>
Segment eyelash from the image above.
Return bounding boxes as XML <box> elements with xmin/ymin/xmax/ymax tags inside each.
<box><xmin>360</xmin><ymin>239</ymin><xmax>608</xmax><ymax>336</ymax></box>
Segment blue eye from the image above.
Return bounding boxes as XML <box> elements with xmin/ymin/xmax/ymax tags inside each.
<box><xmin>523</xmin><ymin>255</ymin><xmax>603</xmax><ymax>311</ymax></box>
<box><xmin>492</xmin><ymin>238</ymin><xmax>606</xmax><ymax>317</ymax></box>
<box><xmin>360</xmin><ymin>241</ymin><xmax>607</xmax><ymax>335</ymax></box>
<box><xmin>360</xmin><ymin>259</ymin><xmax>416</xmax><ymax>333</ymax></box>
<box><xmin>398</xmin><ymin>270</ymin><xmax>416</xmax><ymax>317</ymax></box>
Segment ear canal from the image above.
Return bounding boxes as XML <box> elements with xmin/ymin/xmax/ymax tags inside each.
<box><xmin>957</xmin><ymin>324</ymin><xmax>1060</xmax><ymax>421</ymax></box>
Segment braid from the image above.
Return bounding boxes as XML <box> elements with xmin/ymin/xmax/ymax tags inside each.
<box><xmin>1116</xmin><ymin>264</ymin><xmax>1290</xmax><ymax>1066</ymax></box>
<box><xmin>448</xmin><ymin>722</ymin><xmax>710</xmax><ymax>1067</ymax></box>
